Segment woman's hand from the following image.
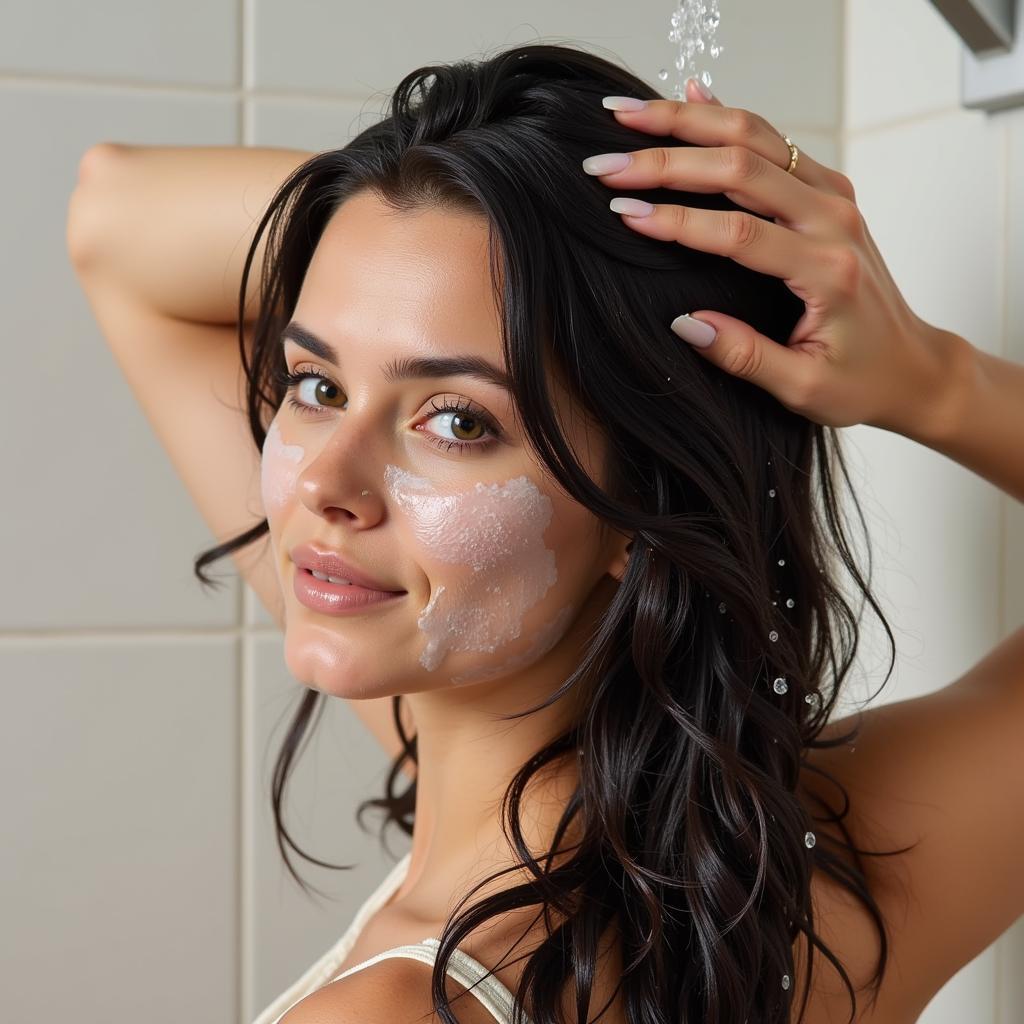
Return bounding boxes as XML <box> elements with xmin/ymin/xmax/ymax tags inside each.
<box><xmin>585</xmin><ymin>78</ymin><xmax>966</xmax><ymax>439</ymax></box>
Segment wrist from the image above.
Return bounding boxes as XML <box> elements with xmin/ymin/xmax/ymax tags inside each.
<box><xmin>895</xmin><ymin>323</ymin><xmax>977</xmax><ymax>450</ymax></box>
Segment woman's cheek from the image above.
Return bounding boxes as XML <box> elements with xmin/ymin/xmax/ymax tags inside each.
<box><xmin>260</xmin><ymin>417</ymin><xmax>306</xmax><ymax>518</ymax></box>
<box><xmin>383</xmin><ymin>463</ymin><xmax>574</xmax><ymax>681</ymax></box>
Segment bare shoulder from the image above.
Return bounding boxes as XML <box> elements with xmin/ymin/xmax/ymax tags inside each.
<box><xmin>278</xmin><ymin>957</ymin><xmax>501</xmax><ymax>1024</ymax></box>
<box><xmin>796</xmin><ymin>624</ymin><xmax>1024</xmax><ymax>1022</ymax></box>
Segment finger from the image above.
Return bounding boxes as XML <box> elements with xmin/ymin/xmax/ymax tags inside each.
<box><xmin>669</xmin><ymin>310</ymin><xmax>819</xmax><ymax>414</ymax></box>
<box><xmin>684</xmin><ymin>77</ymin><xmax>724</xmax><ymax>106</ymax></box>
<box><xmin>584</xmin><ymin>144</ymin><xmax>837</xmax><ymax>230</ymax></box>
<box><xmin>608</xmin><ymin>98</ymin><xmax>839</xmax><ymax>194</ymax></box>
<box><xmin>607</xmin><ymin>197</ymin><xmax>832</xmax><ymax>293</ymax></box>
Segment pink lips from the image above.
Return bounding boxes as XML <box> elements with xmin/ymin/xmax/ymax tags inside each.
<box><xmin>288</xmin><ymin>542</ymin><xmax>405</xmax><ymax>617</ymax></box>
<box><xmin>288</xmin><ymin>542</ymin><xmax>404</xmax><ymax>593</ymax></box>
<box><xmin>292</xmin><ymin>566</ymin><xmax>405</xmax><ymax>616</ymax></box>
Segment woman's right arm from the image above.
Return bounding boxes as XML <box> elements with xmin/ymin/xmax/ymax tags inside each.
<box><xmin>66</xmin><ymin>144</ymin><xmax>417</xmax><ymax>777</ymax></box>
<box><xmin>67</xmin><ymin>143</ymin><xmax>314</xmax><ymax>324</ymax></box>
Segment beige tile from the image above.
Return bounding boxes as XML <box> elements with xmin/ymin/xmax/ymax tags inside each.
<box><xmin>245</xmin><ymin>634</ymin><xmax>408</xmax><ymax>1022</ymax></box>
<box><xmin>845</xmin><ymin>0</ymin><xmax>963</xmax><ymax>134</ymax></box>
<box><xmin>0</xmin><ymin>0</ymin><xmax>238</xmax><ymax>86</ymax></box>
<box><xmin>0</xmin><ymin>82</ymin><xmax>239</xmax><ymax>629</ymax></box>
<box><xmin>0</xmin><ymin>637</ymin><xmax>239</xmax><ymax>1022</ymax></box>
<box><xmin>251</xmin><ymin>0</ymin><xmax>840</xmax><ymax>132</ymax></box>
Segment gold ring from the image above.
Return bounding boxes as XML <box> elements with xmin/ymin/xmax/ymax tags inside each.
<box><xmin>781</xmin><ymin>133</ymin><xmax>799</xmax><ymax>174</ymax></box>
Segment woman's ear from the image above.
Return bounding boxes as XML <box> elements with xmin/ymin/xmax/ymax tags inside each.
<box><xmin>608</xmin><ymin>536</ymin><xmax>635</xmax><ymax>584</ymax></box>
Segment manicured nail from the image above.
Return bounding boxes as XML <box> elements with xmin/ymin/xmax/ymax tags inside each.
<box><xmin>670</xmin><ymin>314</ymin><xmax>717</xmax><ymax>348</ymax></box>
<box><xmin>609</xmin><ymin>197</ymin><xmax>654</xmax><ymax>217</ymax></box>
<box><xmin>582</xmin><ymin>152</ymin><xmax>633</xmax><ymax>175</ymax></box>
<box><xmin>688</xmin><ymin>77</ymin><xmax>715</xmax><ymax>101</ymax></box>
<box><xmin>602</xmin><ymin>96</ymin><xmax>648</xmax><ymax>111</ymax></box>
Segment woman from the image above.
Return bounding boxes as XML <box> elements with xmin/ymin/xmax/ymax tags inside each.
<box><xmin>67</xmin><ymin>43</ymin><xmax>1024</xmax><ymax>1024</ymax></box>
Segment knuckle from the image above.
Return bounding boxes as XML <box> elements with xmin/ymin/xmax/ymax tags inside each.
<box><xmin>829</xmin><ymin>170</ymin><xmax>857</xmax><ymax>202</ymax></box>
<box><xmin>671</xmin><ymin>203</ymin><xmax>692</xmax><ymax>241</ymax></box>
<box><xmin>828</xmin><ymin>195</ymin><xmax>865</xmax><ymax>239</ymax></box>
<box><xmin>720</xmin><ymin>335</ymin><xmax>764</xmax><ymax>379</ymax></box>
<box><xmin>726</xmin><ymin>107</ymin><xmax>759</xmax><ymax>142</ymax></box>
<box><xmin>725</xmin><ymin>211</ymin><xmax>764</xmax><ymax>251</ymax></box>
<box><xmin>824</xmin><ymin>244</ymin><xmax>861</xmax><ymax>297</ymax></box>
<box><xmin>723</xmin><ymin>144</ymin><xmax>761</xmax><ymax>182</ymax></box>
<box><xmin>652</xmin><ymin>145</ymin><xmax>673</xmax><ymax>178</ymax></box>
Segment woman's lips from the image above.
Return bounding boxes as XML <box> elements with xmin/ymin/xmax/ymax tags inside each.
<box><xmin>292</xmin><ymin>566</ymin><xmax>406</xmax><ymax>616</ymax></box>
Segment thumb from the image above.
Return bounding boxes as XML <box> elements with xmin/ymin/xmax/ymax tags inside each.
<box><xmin>670</xmin><ymin>311</ymin><xmax>810</xmax><ymax>405</ymax></box>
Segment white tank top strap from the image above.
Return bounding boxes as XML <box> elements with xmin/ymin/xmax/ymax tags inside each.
<box><xmin>334</xmin><ymin>936</ymin><xmax>528</xmax><ymax>1024</ymax></box>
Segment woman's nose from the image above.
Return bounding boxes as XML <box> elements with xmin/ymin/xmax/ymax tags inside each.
<box><xmin>296</xmin><ymin>425</ymin><xmax>385</xmax><ymax>522</ymax></box>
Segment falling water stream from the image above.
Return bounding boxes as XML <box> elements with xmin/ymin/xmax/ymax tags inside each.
<box><xmin>660</xmin><ymin>0</ymin><xmax>724</xmax><ymax>99</ymax></box>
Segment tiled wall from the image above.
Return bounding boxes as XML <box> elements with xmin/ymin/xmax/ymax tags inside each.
<box><xmin>5</xmin><ymin>0</ymin><xmax>1014</xmax><ymax>1021</ymax></box>
<box><xmin>841</xmin><ymin>1</ymin><xmax>1023</xmax><ymax>1022</ymax></box>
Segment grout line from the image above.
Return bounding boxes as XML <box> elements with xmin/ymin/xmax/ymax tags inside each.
<box><xmin>0</xmin><ymin>72</ymin><xmax>377</xmax><ymax>106</ymax></box>
<box><xmin>993</xmin><ymin>115</ymin><xmax>1009</xmax><ymax>1024</ymax></box>
<box><xmin>837</xmin><ymin>0</ymin><xmax>847</xmax><ymax>171</ymax></box>
<box><xmin>841</xmin><ymin>103</ymin><xmax>966</xmax><ymax>141</ymax></box>
<box><xmin>239</xmin><ymin>629</ymin><xmax>254</xmax><ymax>1024</ymax></box>
<box><xmin>239</xmin><ymin>2</ymin><xmax>253</xmax><ymax>1014</ymax></box>
<box><xmin>0</xmin><ymin>626</ymin><xmax>281</xmax><ymax>642</ymax></box>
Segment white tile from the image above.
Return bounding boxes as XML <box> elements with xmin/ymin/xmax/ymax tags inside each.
<box><xmin>245</xmin><ymin>634</ymin><xmax>408</xmax><ymax>1022</ymax></box>
<box><xmin>790</xmin><ymin>131</ymin><xmax>839</xmax><ymax>173</ymax></box>
<box><xmin>839</xmin><ymin>422</ymin><xmax>1003</xmax><ymax>707</ymax></box>
<box><xmin>0</xmin><ymin>83</ymin><xmax>239</xmax><ymax>629</ymax></box>
<box><xmin>997</xmin><ymin>919</ymin><xmax>1024</xmax><ymax>1024</ymax></box>
<box><xmin>843</xmin><ymin>109</ymin><xmax>1003</xmax><ymax>355</ymax></box>
<box><xmin>845</xmin><ymin>0</ymin><xmax>962</xmax><ymax>133</ymax></box>
<box><xmin>251</xmin><ymin>0</ymin><xmax>841</xmax><ymax>132</ymax></box>
<box><xmin>0</xmin><ymin>637</ymin><xmax>239</xmax><ymax>1023</ymax></box>
<box><xmin>0</xmin><ymin>0</ymin><xmax>238</xmax><ymax>87</ymax></box>
<box><xmin>250</xmin><ymin>97</ymin><xmax>370</xmax><ymax>151</ymax></box>
<box><xmin>834</xmin><ymin>113</ymin><xmax>1004</xmax><ymax>704</ymax></box>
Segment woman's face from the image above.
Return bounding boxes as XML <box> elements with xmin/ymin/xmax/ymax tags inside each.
<box><xmin>260</xmin><ymin>189</ymin><xmax>629</xmax><ymax>697</ymax></box>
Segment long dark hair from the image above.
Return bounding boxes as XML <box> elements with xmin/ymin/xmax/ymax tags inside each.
<box><xmin>195</xmin><ymin>42</ymin><xmax>913</xmax><ymax>1024</ymax></box>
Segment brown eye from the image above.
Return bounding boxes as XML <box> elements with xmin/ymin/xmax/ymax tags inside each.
<box><xmin>306</xmin><ymin>377</ymin><xmax>346</xmax><ymax>409</ymax></box>
<box><xmin>447</xmin><ymin>411</ymin><xmax>484</xmax><ymax>441</ymax></box>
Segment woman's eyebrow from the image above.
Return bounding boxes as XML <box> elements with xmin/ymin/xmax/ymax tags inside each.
<box><xmin>281</xmin><ymin>320</ymin><xmax>511</xmax><ymax>393</ymax></box>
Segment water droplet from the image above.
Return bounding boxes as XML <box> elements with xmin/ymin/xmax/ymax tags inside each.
<box><xmin>700</xmin><ymin>70</ymin><xmax>713</xmax><ymax>87</ymax></box>
<box><xmin>658</xmin><ymin>68</ymin><xmax>669</xmax><ymax>80</ymax></box>
<box><xmin>768</xmin><ymin>488</ymin><xmax>776</xmax><ymax>497</ymax></box>
<box><xmin>773</xmin><ymin>677</ymin><xmax>788</xmax><ymax>695</ymax></box>
<box><xmin>782</xmin><ymin>974</ymin><xmax>791</xmax><ymax>991</ymax></box>
<box><xmin>804</xmin><ymin>831</ymin><xmax>816</xmax><ymax>849</ymax></box>
<box><xmin>786</xmin><ymin>598</ymin><xmax>795</xmax><ymax>608</ymax></box>
<box><xmin>777</xmin><ymin>558</ymin><xmax>786</xmax><ymax>567</ymax></box>
<box><xmin>768</xmin><ymin>630</ymin><xmax>779</xmax><ymax>643</ymax></box>
<box><xmin>718</xmin><ymin>602</ymin><xmax>727</xmax><ymax>614</ymax></box>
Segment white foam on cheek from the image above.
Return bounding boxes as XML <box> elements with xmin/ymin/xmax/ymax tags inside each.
<box><xmin>383</xmin><ymin>464</ymin><xmax>563</xmax><ymax>674</ymax></box>
<box><xmin>260</xmin><ymin>418</ymin><xmax>305</xmax><ymax>515</ymax></box>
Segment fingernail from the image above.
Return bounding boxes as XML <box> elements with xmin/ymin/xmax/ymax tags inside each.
<box><xmin>688</xmin><ymin>77</ymin><xmax>715</xmax><ymax>101</ymax></box>
<box><xmin>582</xmin><ymin>152</ymin><xmax>633</xmax><ymax>175</ymax></box>
<box><xmin>609</xmin><ymin>197</ymin><xmax>654</xmax><ymax>217</ymax></box>
<box><xmin>671</xmin><ymin>314</ymin><xmax>717</xmax><ymax>348</ymax></box>
<box><xmin>602</xmin><ymin>96</ymin><xmax>648</xmax><ymax>111</ymax></box>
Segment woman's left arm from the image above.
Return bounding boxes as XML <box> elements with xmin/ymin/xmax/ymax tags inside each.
<box><xmin>587</xmin><ymin>81</ymin><xmax>1024</xmax><ymax>503</ymax></box>
<box><xmin>910</xmin><ymin>330</ymin><xmax>1024</xmax><ymax>504</ymax></box>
